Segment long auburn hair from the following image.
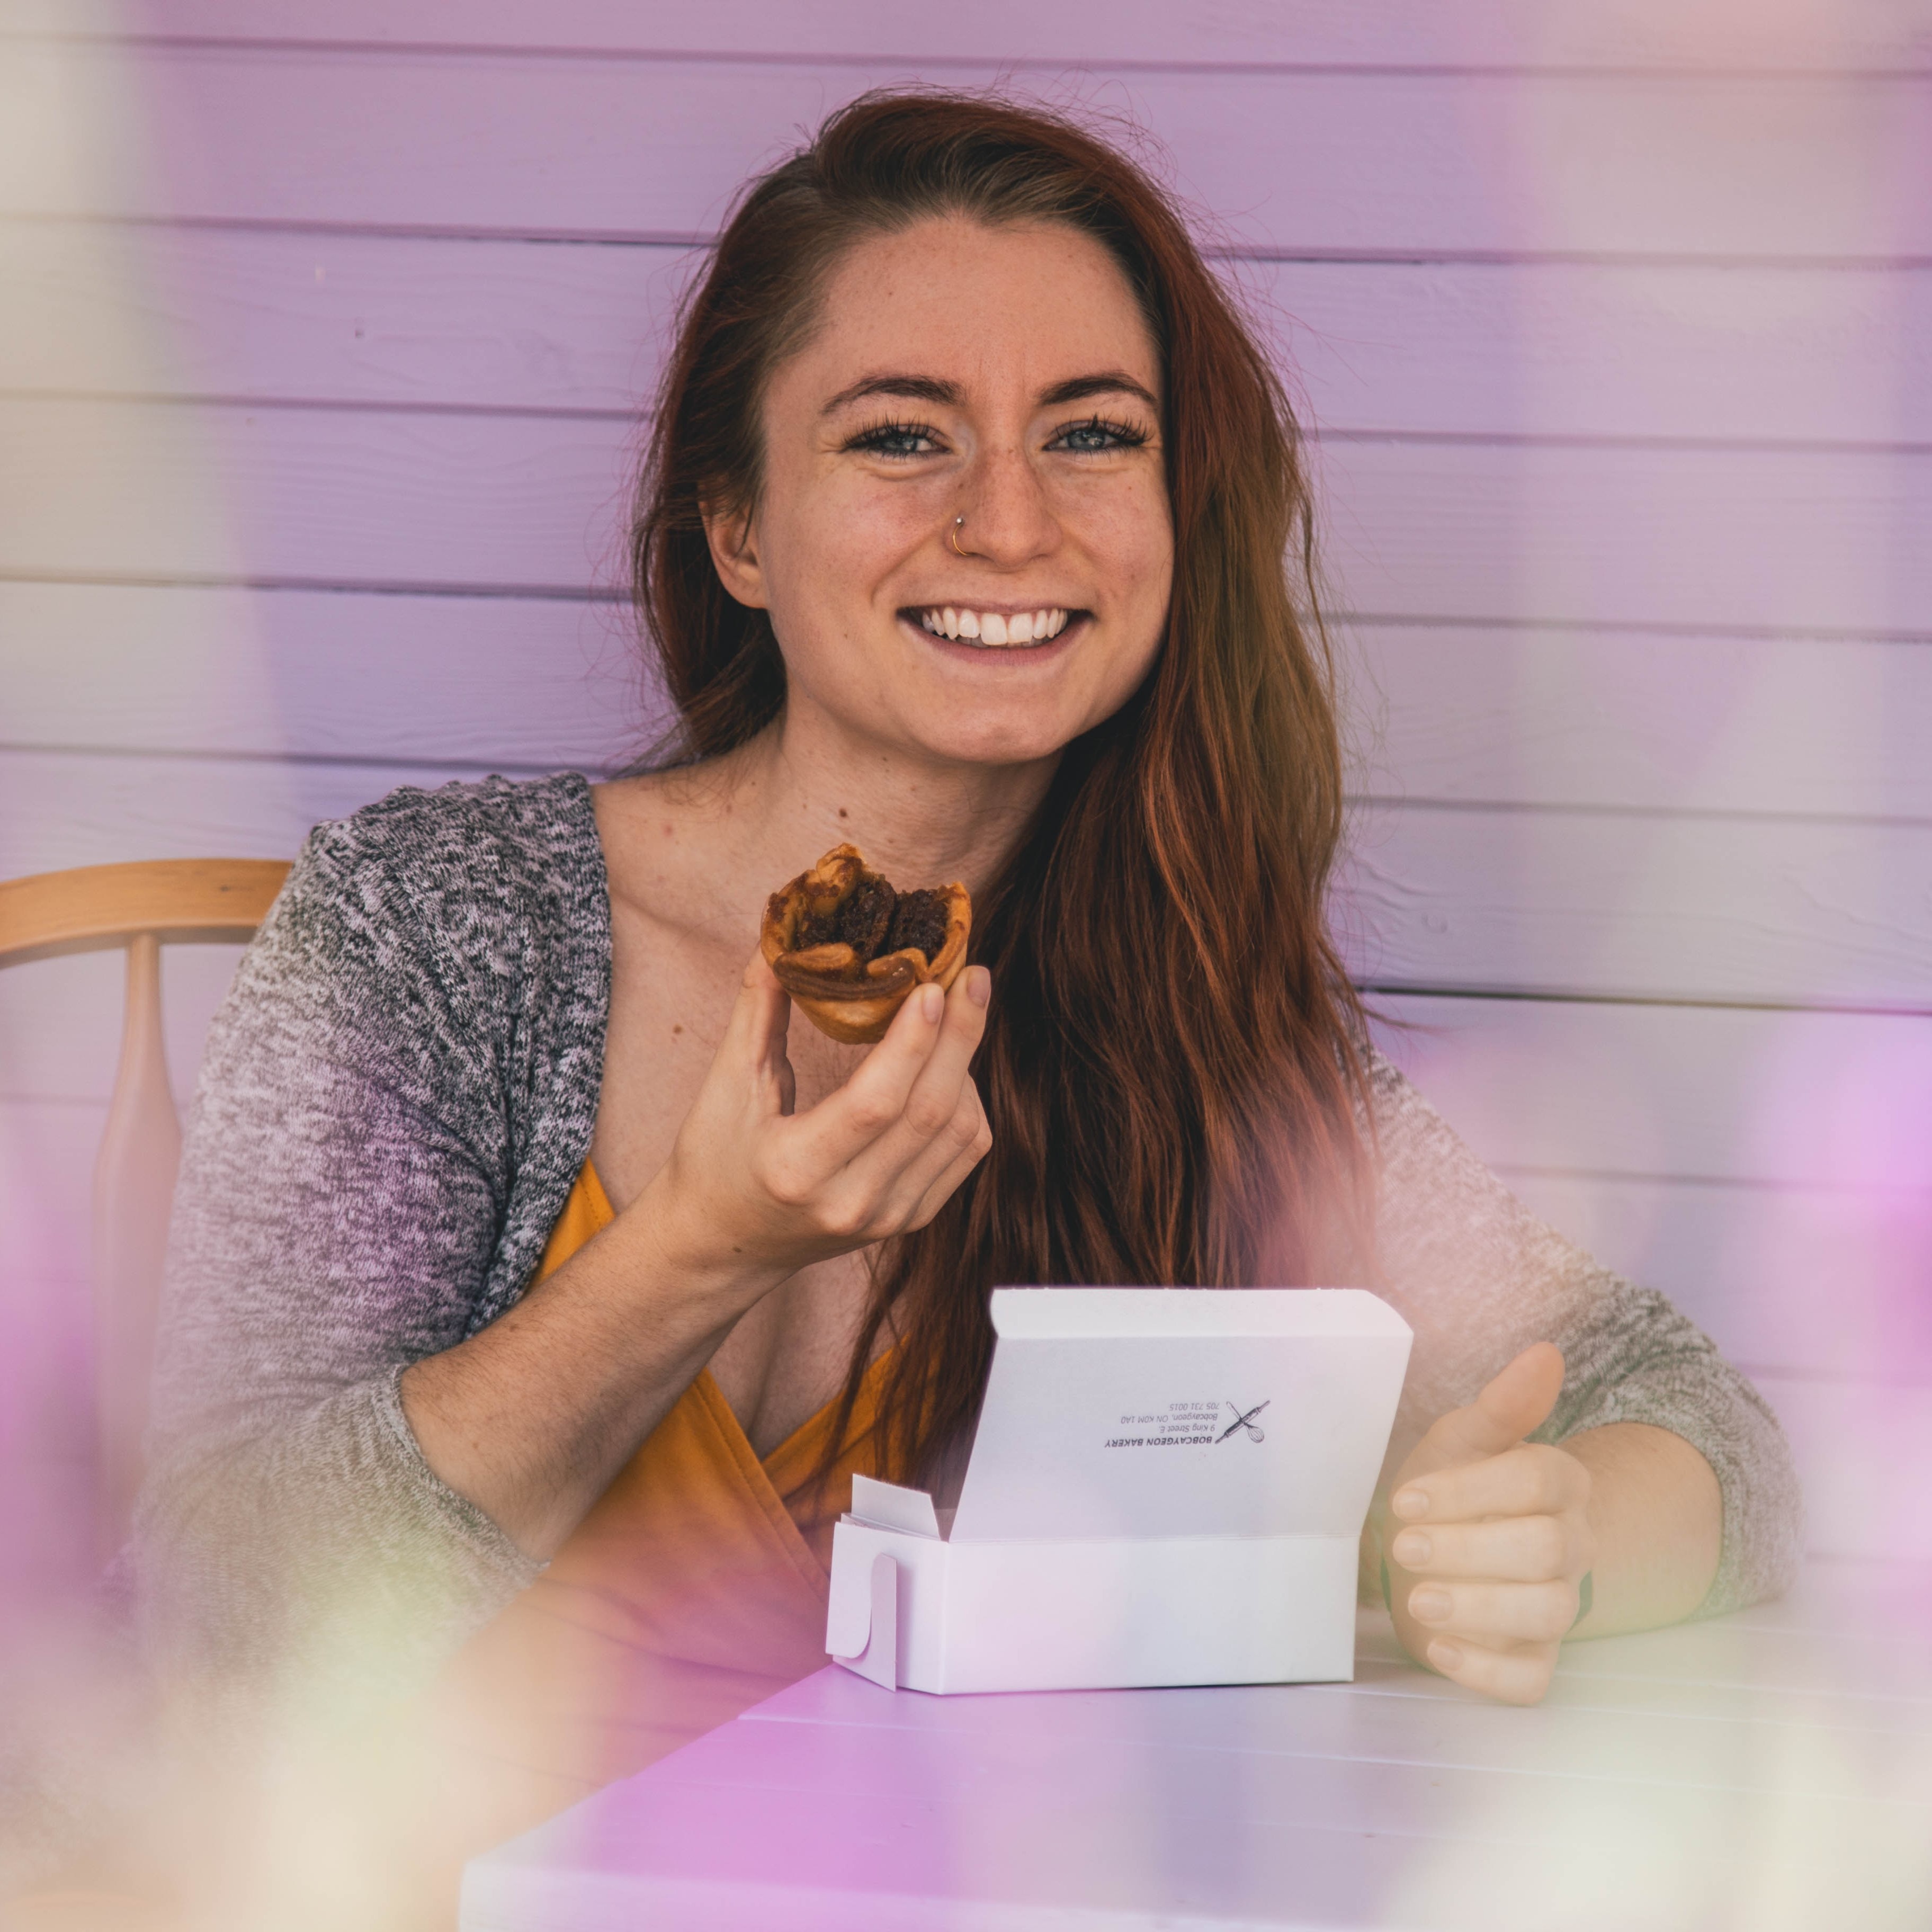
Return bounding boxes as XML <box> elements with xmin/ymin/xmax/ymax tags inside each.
<box><xmin>631</xmin><ymin>91</ymin><xmax>1375</xmax><ymax>1490</ymax></box>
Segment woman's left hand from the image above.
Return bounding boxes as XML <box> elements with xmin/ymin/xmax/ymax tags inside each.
<box><xmin>1380</xmin><ymin>1341</ymin><xmax>1595</xmax><ymax>1706</ymax></box>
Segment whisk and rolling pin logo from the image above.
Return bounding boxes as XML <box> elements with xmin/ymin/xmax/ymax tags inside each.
<box><xmin>1105</xmin><ymin>1399</ymin><xmax>1270</xmax><ymax>1449</ymax></box>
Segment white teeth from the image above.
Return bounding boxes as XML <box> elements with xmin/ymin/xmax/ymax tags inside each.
<box><xmin>916</xmin><ymin>606</ymin><xmax>1072</xmax><ymax>645</ymax></box>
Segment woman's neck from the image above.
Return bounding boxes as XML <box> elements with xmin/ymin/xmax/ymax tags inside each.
<box><xmin>688</xmin><ymin>705</ymin><xmax>1061</xmax><ymax>906</ymax></box>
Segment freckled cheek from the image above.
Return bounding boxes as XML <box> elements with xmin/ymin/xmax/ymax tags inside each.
<box><xmin>772</xmin><ymin>506</ymin><xmax>926</xmax><ymax>625</ymax></box>
<box><xmin>1102</xmin><ymin>530</ymin><xmax>1174</xmax><ymax>639</ymax></box>
<box><xmin>1067</xmin><ymin>480</ymin><xmax>1171</xmax><ymax>602</ymax></box>
<box><xmin>806</xmin><ymin>487</ymin><xmax>940</xmax><ymax>588</ymax></box>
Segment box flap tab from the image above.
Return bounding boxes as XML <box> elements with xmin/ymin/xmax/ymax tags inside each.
<box><xmin>849</xmin><ymin>1473</ymin><xmax>944</xmax><ymax>1539</ymax></box>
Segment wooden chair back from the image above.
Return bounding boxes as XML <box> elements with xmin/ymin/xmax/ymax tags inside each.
<box><xmin>0</xmin><ymin>859</ymin><xmax>290</xmax><ymax>1558</ymax></box>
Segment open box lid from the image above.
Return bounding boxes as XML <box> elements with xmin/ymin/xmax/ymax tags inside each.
<box><xmin>851</xmin><ymin>1286</ymin><xmax>1412</xmax><ymax>1545</ymax></box>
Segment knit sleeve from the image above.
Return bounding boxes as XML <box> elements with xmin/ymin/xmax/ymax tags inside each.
<box><xmin>1364</xmin><ymin>1049</ymin><xmax>1804</xmax><ymax>1618</ymax></box>
<box><xmin>135</xmin><ymin>804</ymin><xmax>565</xmax><ymax>1705</ymax></box>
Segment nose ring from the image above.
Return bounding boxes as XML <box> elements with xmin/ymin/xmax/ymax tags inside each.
<box><xmin>949</xmin><ymin>515</ymin><xmax>968</xmax><ymax>558</ymax></box>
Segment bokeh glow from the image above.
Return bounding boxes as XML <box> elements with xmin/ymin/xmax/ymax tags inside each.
<box><xmin>3</xmin><ymin>0</ymin><xmax>1929</xmax><ymax>1925</ymax></box>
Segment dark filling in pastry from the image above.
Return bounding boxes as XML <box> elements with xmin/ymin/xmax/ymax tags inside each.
<box><xmin>795</xmin><ymin>876</ymin><xmax>949</xmax><ymax>964</ymax></box>
<box><xmin>884</xmin><ymin>888</ymin><xmax>949</xmax><ymax>961</ymax></box>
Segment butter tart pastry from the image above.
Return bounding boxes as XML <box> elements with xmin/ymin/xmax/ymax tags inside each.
<box><xmin>761</xmin><ymin>843</ymin><xmax>971</xmax><ymax>1045</ymax></box>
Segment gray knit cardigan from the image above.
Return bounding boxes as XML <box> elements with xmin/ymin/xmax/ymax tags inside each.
<box><xmin>135</xmin><ymin>772</ymin><xmax>1802</xmax><ymax>1696</ymax></box>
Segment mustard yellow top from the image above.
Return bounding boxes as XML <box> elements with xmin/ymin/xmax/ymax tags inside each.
<box><xmin>424</xmin><ymin>1162</ymin><xmax>892</xmax><ymax>1822</ymax></box>
<box><xmin>533</xmin><ymin>1160</ymin><xmax>887</xmax><ymax>1571</ymax></box>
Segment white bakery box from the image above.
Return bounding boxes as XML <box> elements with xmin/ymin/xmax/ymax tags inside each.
<box><xmin>826</xmin><ymin>1286</ymin><xmax>1412</xmax><ymax>1695</ymax></box>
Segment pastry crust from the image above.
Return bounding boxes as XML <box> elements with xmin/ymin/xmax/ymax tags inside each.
<box><xmin>760</xmin><ymin>843</ymin><xmax>972</xmax><ymax>1045</ymax></box>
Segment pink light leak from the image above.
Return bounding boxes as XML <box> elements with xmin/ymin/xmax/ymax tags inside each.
<box><xmin>1733</xmin><ymin>1016</ymin><xmax>1932</xmax><ymax>1379</ymax></box>
<box><xmin>8</xmin><ymin>0</ymin><xmax>1932</xmax><ymax>1922</ymax></box>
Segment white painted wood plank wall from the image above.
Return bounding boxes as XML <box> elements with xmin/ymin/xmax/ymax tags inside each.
<box><xmin>2</xmin><ymin>3</ymin><xmax>1928</xmax><ymax>1579</ymax></box>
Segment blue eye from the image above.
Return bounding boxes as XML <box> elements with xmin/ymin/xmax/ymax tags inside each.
<box><xmin>1051</xmin><ymin>415</ymin><xmax>1148</xmax><ymax>453</ymax></box>
<box><xmin>848</xmin><ymin>421</ymin><xmax>941</xmax><ymax>458</ymax></box>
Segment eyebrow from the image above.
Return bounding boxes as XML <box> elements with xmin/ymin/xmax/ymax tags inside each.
<box><xmin>1039</xmin><ymin>371</ymin><xmax>1160</xmax><ymax>410</ymax></box>
<box><xmin>821</xmin><ymin>369</ymin><xmax>1160</xmax><ymax>415</ymax></box>
<box><xmin>822</xmin><ymin>373</ymin><xmax>962</xmax><ymax>414</ymax></box>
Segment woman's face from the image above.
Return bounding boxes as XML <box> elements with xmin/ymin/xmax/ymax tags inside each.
<box><xmin>708</xmin><ymin>215</ymin><xmax>1174</xmax><ymax>771</ymax></box>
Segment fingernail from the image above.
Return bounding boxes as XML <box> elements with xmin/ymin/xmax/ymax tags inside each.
<box><xmin>1428</xmin><ymin>1640</ymin><xmax>1463</xmax><ymax>1674</ymax></box>
<box><xmin>1391</xmin><ymin>1488</ymin><xmax>1429</xmax><ymax>1520</ymax></box>
<box><xmin>966</xmin><ymin>966</ymin><xmax>990</xmax><ymax>1008</ymax></box>
<box><xmin>1409</xmin><ymin>1588</ymin><xmax>1451</xmax><ymax>1623</ymax></box>
<box><xmin>1391</xmin><ymin>1532</ymin><xmax>1430</xmax><ymax>1567</ymax></box>
<box><xmin>919</xmin><ymin>984</ymin><xmax>944</xmax><ymax>1023</ymax></box>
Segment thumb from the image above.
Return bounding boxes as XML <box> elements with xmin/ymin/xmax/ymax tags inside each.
<box><xmin>1406</xmin><ymin>1341</ymin><xmax>1566</xmax><ymax>1479</ymax></box>
<box><xmin>722</xmin><ymin>949</ymin><xmax>795</xmax><ymax>1113</ymax></box>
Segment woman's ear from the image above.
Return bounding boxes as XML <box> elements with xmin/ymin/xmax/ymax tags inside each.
<box><xmin>702</xmin><ymin>500</ymin><xmax>769</xmax><ymax>610</ymax></box>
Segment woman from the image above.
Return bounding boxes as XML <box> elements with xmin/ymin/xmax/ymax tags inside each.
<box><xmin>138</xmin><ymin>90</ymin><xmax>1799</xmax><ymax>1910</ymax></box>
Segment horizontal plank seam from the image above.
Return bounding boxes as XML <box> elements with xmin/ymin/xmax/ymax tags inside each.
<box><xmin>1</xmin><ymin>388</ymin><xmax>642</xmax><ymax>425</ymax></box>
<box><xmin>1335</xmin><ymin>1669</ymin><xmax>1932</xmax><ymax>1709</ymax></box>
<box><xmin>712</xmin><ymin>1719</ymin><xmax>1932</xmax><ymax>1785</ymax></box>
<box><xmin>1740</xmin><ymin>1362</ymin><xmax>1932</xmax><ymax>1391</ymax></box>
<box><xmin>0</xmin><ymin>1247</ymin><xmax>1917</xmax><ymax>1392</ymax></box>
<box><xmin>1489</xmin><ymin>1161</ymin><xmax>1932</xmax><ymax>1200</ymax></box>
<box><xmin>14</xmin><ymin>1091</ymin><xmax>1918</xmax><ymax>1179</ymax></box>
<box><xmin>1529</xmin><ymin>1668</ymin><xmax>1932</xmax><ymax>1706</ymax></box>
<box><xmin>12</xmin><ymin>31</ymin><xmax>1932</xmax><ymax>83</ymax></box>
<box><xmin>15</xmin><ymin>388</ymin><xmax>1932</xmax><ymax>460</ymax></box>
<box><xmin>0</xmin><ymin>569</ymin><xmax>630</xmax><ymax>602</ymax></box>
<box><xmin>0</xmin><ymin>388</ymin><xmax>644</xmax><ymax>425</ymax></box>
<box><xmin>3</xmin><ymin>743</ymin><xmax>1924</xmax><ymax>832</ymax></box>
<box><xmin>1224</xmin><ymin>246</ymin><xmax>1932</xmax><ymax>271</ymax></box>
<box><xmin>10</xmin><ymin>1078</ymin><xmax>1913</xmax><ymax>1205</ymax></box>
<box><xmin>0</xmin><ymin>740</ymin><xmax>601</xmax><ymax>778</ymax></box>
<box><xmin>1340</xmin><ymin>611</ymin><xmax>1932</xmax><ymax>646</ymax></box>
<box><xmin>0</xmin><ymin>210</ymin><xmax>708</xmax><ymax>249</ymax></box>
<box><xmin>8</xmin><ymin>212</ymin><xmax>1932</xmax><ymax>273</ymax></box>
<box><xmin>1357</xmin><ymin>982</ymin><xmax>1932</xmax><ymax>1019</ymax></box>
<box><xmin>1134</xmin><ymin>1740</ymin><xmax>1926</xmax><ymax>1790</ymax></box>
<box><xmin>2</xmin><ymin>578</ymin><xmax>1923</xmax><ymax>648</ymax></box>
<box><xmin>744</xmin><ymin>1692</ymin><xmax>1930</xmax><ymax>1745</ymax></box>
<box><xmin>1320</xmin><ymin>427</ymin><xmax>1932</xmax><ymax>458</ymax></box>
<box><xmin>1350</xmin><ymin>795</ymin><xmax>1932</xmax><ymax>831</ymax></box>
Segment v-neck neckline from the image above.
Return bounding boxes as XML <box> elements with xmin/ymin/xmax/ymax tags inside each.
<box><xmin>574</xmin><ymin>1161</ymin><xmax>892</xmax><ymax>1585</ymax></box>
<box><xmin>684</xmin><ymin>1353</ymin><xmax>896</xmax><ymax>1588</ymax></box>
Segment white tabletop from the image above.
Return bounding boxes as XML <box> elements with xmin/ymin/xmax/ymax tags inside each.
<box><xmin>462</xmin><ymin>1557</ymin><xmax>1932</xmax><ymax>1930</ymax></box>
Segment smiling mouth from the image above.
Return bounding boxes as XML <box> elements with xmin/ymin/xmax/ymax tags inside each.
<box><xmin>910</xmin><ymin>605</ymin><xmax>1076</xmax><ymax>647</ymax></box>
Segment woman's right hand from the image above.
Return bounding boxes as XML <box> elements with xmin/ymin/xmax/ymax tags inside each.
<box><xmin>402</xmin><ymin>950</ymin><xmax>991</xmax><ymax>1560</ymax></box>
<box><xmin>645</xmin><ymin>950</ymin><xmax>994</xmax><ymax>1291</ymax></box>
